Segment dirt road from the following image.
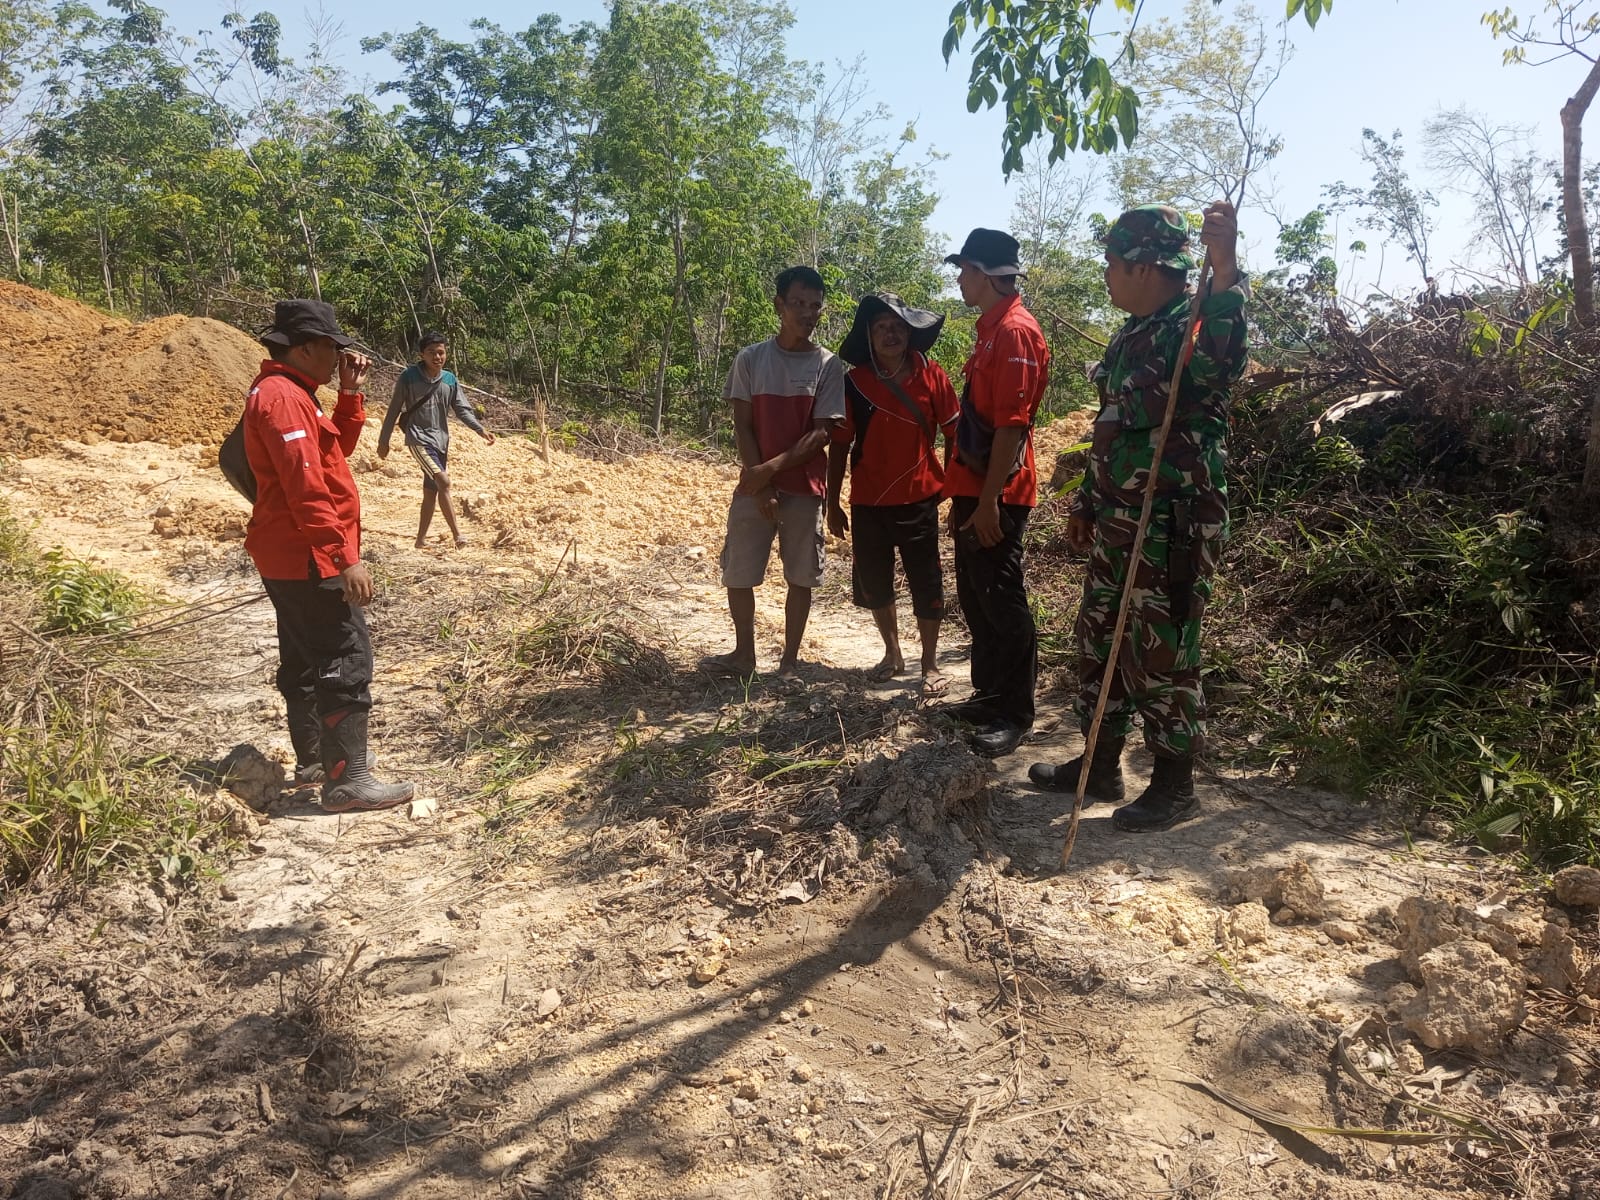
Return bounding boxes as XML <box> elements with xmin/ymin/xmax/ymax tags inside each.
<box><xmin>2</xmin><ymin>423</ymin><xmax>1597</xmax><ymax>1200</ymax></box>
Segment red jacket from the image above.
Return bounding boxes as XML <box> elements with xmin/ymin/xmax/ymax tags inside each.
<box><xmin>243</xmin><ymin>361</ymin><xmax>365</xmax><ymax>580</ymax></box>
<box><xmin>941</xmin><ymin>293</ymin><xmax>1051</xmax><ymax>507</ymax></box>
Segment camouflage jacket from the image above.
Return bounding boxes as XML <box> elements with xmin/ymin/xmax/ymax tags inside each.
<box><xmin>1072</xmin><ymin>281</ymin><xmax>1249</xmax><ymax>532</ymax></box>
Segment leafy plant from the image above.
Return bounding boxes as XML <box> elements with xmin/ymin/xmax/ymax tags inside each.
<box><xmin>39</xmin><ymin>549</ymin><xmax>141</xmax><ymax>635</ymax></box>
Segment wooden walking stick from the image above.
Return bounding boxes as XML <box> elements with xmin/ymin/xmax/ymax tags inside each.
<box><xmin>1060</xmin><ymin>248</ymin><xmax>1214</xmax><ymax>869</ymax></box>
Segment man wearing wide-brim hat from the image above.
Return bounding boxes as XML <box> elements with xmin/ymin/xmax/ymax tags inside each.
<box><xmin>1027</xmin><ymin>200</ymin><xmax>1248</xmax><ymax>833</ymax></box>
<box><xmin>825</xmin><ymin>292</ymin><xmax>960</xmax><ymax>696</ymax></box>
<box><xmin>244</xmin><ymin>298</ymin><xmax>415</xmax><ymax>814</ymax></box>
<box><xmin>938</xmin><ymin>228</ymin><xmax>1052</xmax><ymax>759</ymax></box>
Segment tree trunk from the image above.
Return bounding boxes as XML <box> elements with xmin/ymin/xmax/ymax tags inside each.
<box><xmin>0</xmin><ymin>190</ymin><xmax>20</xmax><ymax>278</ymax></box>
<box><xmin>97</xmin><ymin>221</ymin><xmax>114</xmax><ymax>312</ymax></box>
<box><xmin>296</xmin><ymin>207</ymin><xmax>322</xmax><ymax>301</ymax></box>
<box><xmin>651</xmin><ymin>280</ymin><xmax>683</xmax><ymax>438</ymax></box>
<box><xmin>1560</xmin><ymin>56</ymin><xmax>1600</xmax><ymax>324</ymax></box>
<box><xmin>652</xmin><ymin>218</ymin><xmax>688</xmax><ymax>438</ymax></box>
<box><xmin>1564</xmin><ymin>56</ymin><xmax>1600</xmax><ymax>497</ymax></box>
<box><xmin>1585</xmin><ymin>376</ymin><xmax>1600</xmax><ymax>497</ymax></box>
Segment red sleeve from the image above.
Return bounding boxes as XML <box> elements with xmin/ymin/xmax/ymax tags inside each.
<box><xmin>334</xmin><ymin>389</ymin><xmax>366</xmax><ymax>455</ymax></box>
<box><xmin>252</xmin><ymin>379</ymin><xmax>360</xmax><ymax>572</ymax></box>
<box><xmin>931</xmin><ymin>365</ymin><xmax>959</xmax><ymax>428</ymax></box>
<box><xmin>987</xmin><ymin>327</ymin><xmax>1048</xmax><ymax>427</ymax></box>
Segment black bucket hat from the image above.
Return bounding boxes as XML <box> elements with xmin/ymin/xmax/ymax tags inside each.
<box><xmin>838</xmin><ymin>292</ymin><xmax>946</xmax><ymax>367</ymax></box>
<box><xmin>943</xmin><ymin>228</ymin><xmax>1025</xmax><ymax>277</ymax></box>
<box><xmin>259</xmin><ymin>298</ymin><xmax>355</xmax><ymax>349</ymax></box>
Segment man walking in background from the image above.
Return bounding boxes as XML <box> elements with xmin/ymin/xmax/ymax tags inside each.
<box><xmin>377</xmin><ymin>330</ymin><xmax>495</xmax><ymax>549</ymax></box>
<box><xmin>244</xmin><ymin>299</ymin><xmax>414</xmax><ymax>813</ymax></box>
<box><xmin>941</xmin><ymin>229</ymin><xmax>1051</xmax><ymax>758</ymax></box>
<box><xmin>1028</xmin><ymin>202</ymin><xmax>1247</xmax><ymax>832</ymax></box>
<box><xmin>704</xmin><ymin>265</ymin><xmax>845</xmax><ymax>679</ymax></box>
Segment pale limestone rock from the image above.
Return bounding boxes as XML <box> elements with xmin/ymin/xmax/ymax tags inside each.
<box><xmin>1402</xmin><ymin>940</ymin><xmax>1526</xmax><ymax>1051</ymax></box>
<box><xmin>1553</xmin><ymin>865</ymin><xmax>1600</xmax><ymax>909</ymax></box>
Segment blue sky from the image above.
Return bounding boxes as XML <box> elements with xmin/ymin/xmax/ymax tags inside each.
<box><xmin>152</xmin><ymin>0</ymin><xmax>1575</xmax><ymax>294</ymax></box>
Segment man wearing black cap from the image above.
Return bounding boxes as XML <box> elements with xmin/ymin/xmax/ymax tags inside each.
<box><xmin>940</xmin><ymin>229</ymin><xmax>1051</xmax><ymax>757</ymax></box>
<box><xmin>244</xmin><ymin>299</ymin><xmax>415</xmax><ymax>813</ymax></box>
<box><xmin>825</xmin><ymin>292</ymin><xmax>959</xmax><ymax>695</ymax></box>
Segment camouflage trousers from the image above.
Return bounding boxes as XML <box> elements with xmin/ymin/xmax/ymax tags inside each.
<box><xmin>1073</xmin><ymin>501</ymin><xmax>1224</xmax><ymax>758</ymax></box>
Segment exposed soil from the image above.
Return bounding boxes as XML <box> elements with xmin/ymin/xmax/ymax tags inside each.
<box><xmin>2</xmin><ymin>283</ymin><xmax>1598</xmax><ymax>1200</ymax></box>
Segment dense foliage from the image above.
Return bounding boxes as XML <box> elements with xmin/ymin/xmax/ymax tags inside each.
<box><xmin>0</xmin><ymin>0</ymin><xmax>998</xmax><ymax>439</ymax></box>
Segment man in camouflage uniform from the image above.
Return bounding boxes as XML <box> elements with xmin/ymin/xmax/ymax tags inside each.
<box><xmin>1028</xmin><ymin>202</ymin><xmax>1247</xmax><ymax>832</ymax></box>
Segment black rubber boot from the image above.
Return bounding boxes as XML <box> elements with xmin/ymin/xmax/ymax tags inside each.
<box><xmin>285</xmin><ymin>695</ymin><xmax>323</xmax><ymax>788</ymax></box>
<box><xmin>320</xmin><ymin>708</ymin><xmax>414</xmax><ymax>814</ymax></box>
<box><xmin>1027</xmin><ymin>734</ymin><xmax>1126</xmax><ymax>803</ymax></box>
<box><xmin>1112</xmin><ymin>754</ymin><xmax>1198</xmax><ymax>832</ymax></box>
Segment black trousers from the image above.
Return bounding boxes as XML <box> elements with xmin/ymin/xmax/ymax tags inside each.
<box><xmin>950</xmin><ymin>496</ymin><xmax>1036</xmax><ymax>728</ymax></box>
<box><xmin>851</xmin><ymin>498</ymin><xmax>945</xmax><ymax>619</ymax></box>
<box><xmin>261</xmin><ymin>575</ymin><xmax>373</xmax><ymax>716</ymax></box>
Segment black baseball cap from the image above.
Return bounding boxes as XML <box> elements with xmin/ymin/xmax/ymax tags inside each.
<box><xmin>259</xmin><ymin>299</ymin><xmax>355</xmax><ymax>349</ymax></box>
<box><xmin>944</xmin><ymin>228</ymin><xmax>1025</xmax><ymax>277</ymax></box>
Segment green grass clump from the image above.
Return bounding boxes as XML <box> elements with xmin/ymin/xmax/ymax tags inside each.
<box><xmin>1</xmin><ymin>497</ymin><xmax>219</xmax><ymax>892</ymax></box>
<box><xmin>39</xmin><ymin>548</ymin><xmax>142</xmax><ymax>634</ymax></box>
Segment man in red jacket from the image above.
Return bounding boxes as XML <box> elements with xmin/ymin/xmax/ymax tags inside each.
<box><xmin>941</xmin><ymin>229</ymin><xmax>1052</xmax><ymax>758</ymax></box>
<box><xmin>244</xmin><ymin>299</ymin><xmax>414</xmax><ymax>813</ymax></box>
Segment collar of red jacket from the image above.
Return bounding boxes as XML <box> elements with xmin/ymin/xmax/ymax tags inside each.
<box><xmin>975</xmin><ymin>291</ymin><xmax>1024</xmax><ymax>337</ymax></box>
<box><xmin>254</xmin><ymin>358</ymin><xmax>325</xmax><ymax>392</ymax></box>
<box><xmin>849</xmin><ymin>349</ymin><xmax>931</xmax><ymax>385</ymax></box>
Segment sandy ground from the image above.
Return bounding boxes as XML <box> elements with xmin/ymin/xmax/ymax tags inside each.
<box><xmin>2</xmin><ymin>413</ymin><xmax>1598</xmax><ymax>1200</ymax></box>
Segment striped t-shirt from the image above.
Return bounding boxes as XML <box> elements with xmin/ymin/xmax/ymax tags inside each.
<box><xmin>723</xmin><ymin>339</ymin><xmax>846</xmax><ymax>497</ymax></box>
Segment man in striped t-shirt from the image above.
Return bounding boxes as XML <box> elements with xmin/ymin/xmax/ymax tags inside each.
<box><xmin>704</xmin><ymin>266</ymin><xmax>845</xmax><ymax>679</ymax></box>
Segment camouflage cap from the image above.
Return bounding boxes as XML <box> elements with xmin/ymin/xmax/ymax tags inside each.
<box><xmin>1102</xmin><ymin>204</ymin><xmax>1196</xmax><ymax>271</ymax></box>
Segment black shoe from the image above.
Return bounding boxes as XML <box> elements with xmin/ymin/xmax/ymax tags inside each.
<box><xmin>320</xmin><ymin>707</ymin><xmax>415</xmax><ymax>814</ymax></box>
<box><xmin>935</xmin><ymin>699</ymin><xmax>1000</xmax><ymax>725</ymax></box>
<box><xmin>970</xmin><ymin>720</ymin><xmax>1027</xmax><ymax>758</ymax></box>
<box><xmin>1112</xmin><ymin>755</ymin><xmax>1198</xmax><ymax>832</ymax></box>
<box><xmin>1027</xmin><ymin>734</ymin><xmax>1126</xmax><ymax>801</ymax></box>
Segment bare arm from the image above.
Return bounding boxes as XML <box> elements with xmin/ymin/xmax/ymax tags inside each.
<box><xmin>737</xmin><ymin>417</ymin><xmax>833</xmax><ymax>495</ymax></box>
<box><xmin>825</xmin><ymin>441</ymin><xmax>849</xmax><ymax>536</ymax></box>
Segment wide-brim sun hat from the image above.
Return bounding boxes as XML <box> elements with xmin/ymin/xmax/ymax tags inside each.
<box><xmin>838</xmin><ymin>292</ymin><xmax>946</xmax><ymax>367</ymax></box>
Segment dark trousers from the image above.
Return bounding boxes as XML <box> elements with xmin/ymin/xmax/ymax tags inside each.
<box><xmin>950</xmin><ymin>496</ymin><xmax>1035</xmax><ymax>728</ymax></box>
<box><xmin>851</xmin><ymin>498</ymin><xmax>945</xmax><ymax>619</ymax></box>
<box><xmin>261</xmin><ymin>575</ymin><xmax>373</xmax><ymax>717</ymax></box>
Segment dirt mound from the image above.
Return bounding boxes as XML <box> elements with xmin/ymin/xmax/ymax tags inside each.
<box><xmin>0</xmin><ymin>281</ymin><xmax>273</xmax><ymax>454</ymax></box>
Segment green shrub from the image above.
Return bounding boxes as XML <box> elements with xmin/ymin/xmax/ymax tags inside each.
<box><xmin>39</xmin><ymin>549</ymin><xmax>142</xmax><ymax>634</ymax></box>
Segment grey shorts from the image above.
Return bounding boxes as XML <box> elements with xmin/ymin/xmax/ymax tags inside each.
<box><xmin>720</xmin><ymin>493</ymin><xmax>825</xmax><ymax>589</ymax></box>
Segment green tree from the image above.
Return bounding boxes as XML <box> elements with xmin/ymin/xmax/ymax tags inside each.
<box><xmin>1009</xmin><ymin>146</ymin><xmax>1105</xmax><ymax>415</ymax></box>
<box><xmin>1324</xmin><ymin>129</ymin><xmax>1437</xmax><ymax>285</ymax></box>
<box><xmin>941</xmin><ymin>0</ymin><xmax>1329</xmax><ymax>177</ymax></box>
<box><xmin>1111</xmin><ymin>0</ymin><xmax>1289</xmax><ymax>211</ymax></box>
<box><xmin>591</xmin><ymin>0</ymin><xmax>803</xmax><ymax>436</ymax></box>
<box><xmin>1484</xmin><ymin>3</ymin><xmax>1600</xmax><ymax>322</ymax></box>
